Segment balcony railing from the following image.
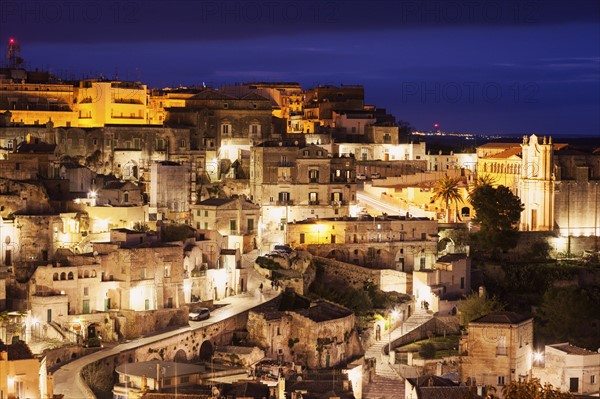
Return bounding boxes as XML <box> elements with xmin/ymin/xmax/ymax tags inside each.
<box><xmin>276</xmin><ymin>200</ymin><xmax>294</xmax><ymax>206</ymax></box>
<box><xmin>277</xmin><ymin>161</ymin><xmax>294</xmax><ymax>167</ymax></box>
<box><xmin>330</xmin><ymin>200</ymin><xmax>347</xmax><ymax>206</ymax></box>
<box><xmin>309</xmin><ymin>200</ymin><xmax>320</xmax><ymax>205</ymax></box>
<box><xmin>332</xmin><ymin>177</ymin><xmax>349</xmax><ymax>183</ymax></box>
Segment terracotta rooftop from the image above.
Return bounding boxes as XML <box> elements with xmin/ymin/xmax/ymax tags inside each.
<box><xmin>417</xmin><ymin>386</ymin><xmax>472</xmax><ymax>399</ymax></box>
<box><xmin>485</xmin><ymin>147</ymin><xmax>522</xmax><ymax>159</ymax></box>
<box><xmin>471</xmin><ymin>311</ymin><xmax>530</xmax><ymax>324</ymax></box>
<box><xmin>253</xmin><ymin>290</ymin><xmax>352</xmax><ymax>322</ymax></box>
<box><xmin>549</xmin><ymin>342</ymin><xmax>600</xmax><ymax>356</ymax></box>
<box><xmin>407</xmin><ymin>375</ymin><xmax>456</xmax><ymax>387</ymax></box>
<box><xmin>0</xmin><ymin>340</ymin><xmax>35</xmax><ymax>360</ymax></box>
<box><xmin>198</xmin><ymin>198</ymin><xmax>234</xmax><ymax>207</ymax></box>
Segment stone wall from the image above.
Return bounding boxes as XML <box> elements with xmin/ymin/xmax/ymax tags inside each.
<box><xmin>314</xmin><ymin>256</ymin><xmax>409</xmax><ymax>294</ymax></box>
<box><xmin>388</xmin><ymin>317</ymin><xmax>460</xmax><ymax>355</ymax></box>
<box><xmin>512</xmin><ymin>230</ymin><xmax>599</xmax><ymax>258</ymax></box>
<box><xmin>45</xmin><ymin>344</ymin><xmax>99</xmax><ymax>371</ymax></box>
<box><xmin>117</xmin><ymin>307</ymin><xmax>188</xmax><ymax>340</ymax></box>
<box><xmin>555</xmin><ymin>180</ymin><xmax>600</xmax><ymax>238</ymax></box>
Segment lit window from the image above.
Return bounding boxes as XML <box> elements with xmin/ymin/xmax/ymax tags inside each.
<box><xmin>164</xmin><ymin>265</ymin><xmax>171</xmax><ymax>278</ymax></box>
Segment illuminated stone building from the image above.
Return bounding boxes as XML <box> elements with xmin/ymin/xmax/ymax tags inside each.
<box><xmin>476</xmin><ymin>134</ymin><xmax>600</xmax><ymax>236</ymax></box>
<box><xmin>149</xmin><ymin>161</ymin><xmax>191</xmax><ymax>223</ymax></box>
<box><xmin>533</xmin><ymin>342</ymin><xmax>600</xmax><ymax>395</ymax></box>
<box><xmin>165</xmin><ymin>88</ymin><xmax>273</xmax><ymax>157</ymax></box>
<box><xmin>287</xmin><ymin>214</ymin><xmax>438</xmax><ymax>271</ymax></box>
<box><xmin>190</xmin><ymin>197</ymin><xmax>260</xmax><ymax>253</ymax></box>
<box><xmin>75</xmin><ymin>80</ymin><xmax>149</xmax><ymax>127</ymax></box>
<box><xmin>302</xmin><ymin>85</ymin><xmax>365</xmax><ymax>128</ymax></box>
<box><xmin>247</xmin><ymin>289</ymin><xmax>360</xmax><ymax>369</ymax></box>
<box><xmin>250</xmin><ymin>141</ymin><xmax>357</xmax><ymax>241</ymax></box>
<box><xmin>0</xmin><ymin>339</ymin><xmax>52</xmax><ymax>399</ymax></box>
<box><xmin>0</xmin><ymin>67</ymin><xmax>77</xmax><ymax>128</ymax></box>
<box><xmin>460</xmin><ymin>311</ymin><xmax>534</xmax><ymax>394</ymax></box>
<box><xmin>412</xmin><ymin>254</ymin><xmax>471</xmax><ymax>315</ymax></box>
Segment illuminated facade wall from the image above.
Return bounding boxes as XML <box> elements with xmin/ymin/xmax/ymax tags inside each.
<box><xmin>338</xmin><ymin>142</ymin><xmax>426</xmax><ymax>161</ymax></box>
<box><xmin>75</xmin><ymin>81</ymin><xmax>149</xmax><ymax>127</ymax></box>
<box><xmin>460</xmin><ymin>314</ymin><xmax>534</xmax><ymax>392</ymax></box>
<box><xmin>533</xmin><ymin>343</ymin><xmax>600</xmax><ymax>395</ymax></box>
<box><xmin>250</xmin><ymin>143</ymin><xmax>357</xmax><ymax>232</ymax></box>
<box><xmin>0</xmin><ymin>82</ymin><xmax>77</xmax><ymax>127</ymax></box>
<box><xmin>0</xmin><ymin>348</ymin><xmax>47</xmax><ymax>399</ymax></box>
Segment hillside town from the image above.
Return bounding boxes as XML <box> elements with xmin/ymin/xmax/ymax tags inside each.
<box><xmin>0</xmin><ymin>38</ymin><xmax>599</xmax><ymax>399</ymax></box>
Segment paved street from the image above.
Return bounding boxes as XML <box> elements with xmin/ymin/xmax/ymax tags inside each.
<box><xmin>53</xmin><ymin>273</ymin><xmax>278</xmax><ymax>399</ymax></box>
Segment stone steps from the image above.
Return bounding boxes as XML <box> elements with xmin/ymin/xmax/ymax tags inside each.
<box><xmin>362</xmin><ymin>308</ymin><xmax>434</xmax><ymax>397</ymax></box>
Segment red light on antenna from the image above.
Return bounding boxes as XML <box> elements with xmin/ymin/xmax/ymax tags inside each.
<box><xmin>9</xmin><ymin>38</ymin><xmax>15</xmax><ymax>44</ymax></box>
<box><xmin>434</xmin><ymin>123</ymin><xmax>439</xmax><ymax>128</ymax></box>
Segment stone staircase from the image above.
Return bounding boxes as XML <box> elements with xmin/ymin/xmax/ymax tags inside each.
<box><xmin>362</xmin><ymin>308</ymin><xmax>433</xmax><ymax>398</ymax></box>
<box><xmin>400</xmin><ymin>308</ymin><xmax>433</xmax><ymax>336</ymax></box>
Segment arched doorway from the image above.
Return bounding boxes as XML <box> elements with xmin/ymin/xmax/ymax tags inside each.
<box><xmin>87</xmin><ymin>323</ymin><xmax>97</xmax><ymax>338</ymax></box>
<box><xmin>199</xmin><ymin>340</ymin><xmax>214</xmax><ymax>361</ymax></box>
<box><xmin>174</xmin><ymin>349</ymin><xmax>187</xmax><ymax>362</ymax></box>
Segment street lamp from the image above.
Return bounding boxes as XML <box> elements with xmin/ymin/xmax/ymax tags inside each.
<box><xmin>388</xmin><ymin>310</ymin><xmax>399</xmax><ymax>364</ymax></box>
<box><xmin>532</xmin><ymin>351</ymin><xmax>544</xmax><ymax>366</ymax></box>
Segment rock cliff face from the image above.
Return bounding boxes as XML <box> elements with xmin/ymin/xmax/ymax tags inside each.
<box><xmin>255</xmin><ymin>250</ymin><xmax>316</xmax><ymax>295</ymax></box>
<box><xmin>0</xmin><ymin>178</ymin><xmax>51</xmax><ymax>216</ymax></box>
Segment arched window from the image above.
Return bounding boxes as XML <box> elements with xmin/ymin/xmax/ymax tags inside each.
<box><xmin>91</xmin><ymin>269</ymin><xmax>97</xmax><ymax>277</ymax></box>
<box><xmin>53</xmin><ymin>273</ymin><xmax>59</xmax><ymax>281</ymax></box>
<box><xmin>67</xmin><ymin>272</ymin><xmax>74</xmax><ymax>280</ymax></box>
<box><xmin>461</xmin><ymin>207</ymin><xmax>471</xmax><ymax>217</ymax></box>
<box><xmin>60</xmin><ymin>272</ymin><xmax>66</xmax><ymax>280</ymax></box>
<box><xmin>84</xmin><ymin>270</ymin><xmax>90</xmax><ymax>278</ymax></box>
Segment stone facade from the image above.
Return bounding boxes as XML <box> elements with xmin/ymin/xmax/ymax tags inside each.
<box><xmin>337</xmin><ymin>142</ymin><xmax>426</xmax><ymax>162</ymax></box>
<box><xmin>313</xmin><ymin>256</ymin><xmax>411</xmax><ymax>294</ymax></box>
<box><xmin>412</xmin><ymin>254</ymin><xmax>471</xmax><ymax>315</ymax></box>
<box><xmin>533</xmin><ymin>342</ymin><xmax>600</xmax><ymax>395</ymax></box>
<box><xmin>476</xmin><ymin>134</ymin><xmax>600</xmax><ymax>235</ymax></box>
<box><xmin>165</xmin><ymin>88</ymin><xmax>273</xmax><ymax>152</ymax></box>
<box><xmin>289</xmin><ymin>214</ymin><xmax>438</xmax><ymax>271</ymax></box>
<box><xmin>190</xmin><ymin>197</ymin><xmax>260</xmax><ymax>238</ymax></box>
<box><xmin>250</xmin><ymin>142</ymin><xmax>357</xmax><ymax>239</ymax></box>
<box><xmin>460</xmin><ymin>312</ymin><xmax>534</xmax><ymax>393</ymax></box>
<box><xmin>0</xmin><ymin>341</ymin><xmax>52</xmax><ymax>399</ymax></box>
<box><xmin>247</xmin><ymin>291</ymin><xmax>360</xmax><ymax>369</ymax></box>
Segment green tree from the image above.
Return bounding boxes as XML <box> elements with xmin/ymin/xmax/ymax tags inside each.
<box><xmin>536</xmin><ymin>286</ymin><xmax>600</xmax><ymax>349</ymax></box>
<box><xmin>132</xmin><ymin>221</ymin><xmax>150</xmax><ymax>233</ymax></box>
<box><xmin>162</xmin><ymin>224</ymin><xmax>195</xmax><ymax>242</ymax></box>
<box><xmin>469</xmin><ymin>184</ymin><xmax>524</xmax><ymax>253</ymax></box>
<box><xmin>491</xmin><ymin>378</ymin><xmax>573</xmax><ymax>399</ymax></box>
<box><xmin>419</xmin><ymin>342</ymin><xmax>436</xmax><ymax>359</ymax></box>
<box><xmin>431</xmin><ymin>176</ymin><xmax>463</xmax><ymax>222</ymax></box>
<box><xmin>459</xmin><ymin>292</ymin><xmax>504</xmax><ymax>326</ymax></box>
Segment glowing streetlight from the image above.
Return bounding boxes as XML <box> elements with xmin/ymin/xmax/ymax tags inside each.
<box><xmin>533</xmin><ymin>351</ymin><xmax>544</xmax><ymax>365</ymax></box>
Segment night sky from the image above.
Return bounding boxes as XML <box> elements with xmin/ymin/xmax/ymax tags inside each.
<box><xmin>1</xmin><ymin>0</ymin><xmax>599</xmax><ymax>136</ymax></box>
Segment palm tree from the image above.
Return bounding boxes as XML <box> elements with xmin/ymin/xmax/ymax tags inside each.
<box><xmin>467</xmin><ymin>174</ymin><xmax>497</xmax><ymax>202</ymax></box>
<box><xmin>431</xmin><ymin>176</ymin><xmax>463</xmax><ymax>222</ymax></box>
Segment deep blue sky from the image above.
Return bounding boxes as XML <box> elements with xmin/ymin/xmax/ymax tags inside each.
<box><xmin>1</xmin><ymin>0</ymin><xmax>599</xmax><ymax>136</ymax></box>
